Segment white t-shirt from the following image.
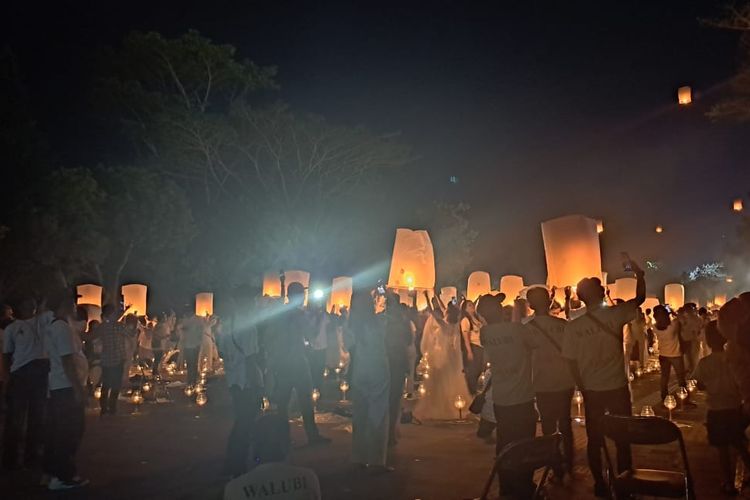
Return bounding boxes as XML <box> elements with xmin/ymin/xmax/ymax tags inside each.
<box><xmin>223</xmin><ymin>463</ymin><xmax>321</xmax><ymax>500</ymax></box>
<box><xmin>46</xmin><ymin>318</ymin><xmax>86</xmax><ymax>391</ymax></box>
<box><xmin>460</xmin><ymin>317</ymin><xmax>481</xmax><ymax>346</ymax></box>
<box><xmin>481</xmin><ymin>322</ymin><xmax>534</xmax><ymax>406</ymax></box>
<box><xmin>2</xmin><ymin>312</ymin><xmax>54</xmax><ymax>372</ymax></box>
<box><xmin>654</xmin><ymin>322</ymin><xmax>681</xmax><ymax>358</ymax></box>
<box><xmin>525</xmin><ymin>316</ymin><xmax>575</xmax><ymax>392</ymax></box>
<box><xmin>562</xmin><ymin>302</ymin><xmax>637</xmax><ymax>391</ymax></box>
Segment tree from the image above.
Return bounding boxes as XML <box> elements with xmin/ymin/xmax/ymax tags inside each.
<box><xmin>418</xmin><ymin>202</ymin><xmax>478</xmax><ymax>288</ymax></box>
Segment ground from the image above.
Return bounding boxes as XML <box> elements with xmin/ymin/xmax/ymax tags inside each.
<box><xmin>1</xmin><ymin>369</ymin><xmax>747</xmax><ymax>500</ymax></box>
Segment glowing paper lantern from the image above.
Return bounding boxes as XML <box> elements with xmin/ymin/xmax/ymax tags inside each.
<box><xmin>76</xmin><ymin>284</ymin><xmax>103</xmax><ymax>307</ymax></box>
<box><xmin>467</xmin><ymin>271</ymin><xmax>491</xmax><ymax>302</ymax></box>
<box><xmin>601</xmin><ymin>272</ymin><xmax>608</xmax><ymax>286</ymax></box>
<box><xmin>607</xmin><ymin>283</ymin><xmax>618</xmax><ymax>299</ymax></box>
<box><xmin>733</xmin><ymin>199</ymin><xmax>744</xmax><ymax>212</ymax></box>
<box><xmin>714</xmin><ymin>294</ymin><xmax>727</xmax><ymax>307</ymax></box>
<box><xmin>541</xmin><ymin>215</ymin><xmax>602</xmax><ymax>289</ymax></box>
<box><xmin>642</xmin><ymin>297</ymin><xmax>660</xmax><ymax>312</ymax></box>
<box><xmin>262</xmin><ymin>272</ymin><xmax>282</xmax><ymax>298</ymax></box>
<box><xmin>440</xmin><ymin>286</ymin><xmax>457</xmax><ymax>305</ymax></box>
<box><xmin>328</xmin><ymin>276</ymin><xmax>353</xmax><ymax>312</ymax></box>
<box><xmin>664</xmin><ymin>284</ymin><xmax>685</xmax><ymax>309</ymax></box>
<box><xmin>387</xmin><ymin>228</ymin><xmax>436</xmax><ymax>290</ymax></box>
<box><xmin>655</xmin><ymin>225</ymin><xmax>664</xmax><ymax>234</ymax></box>
<box><xmin>677</xmin><ymin>86</ymin><xmax>692</xmax><ymax>105</ymax></box>
<box><xmin>614</xmin><ymin>278</ymin><xmax>637</xmax><ymax>301</ymax></box>
<box><xmin>195</xmin><ymin>292</ymin><xmax>214</xmax><ymax>317</ymax></box>
<box><xmin>121</xmin><ymin>284</ymin><xmax>147</xmax><ymax>316</ymax></box>
<box><xmin>596</xmin><ymin>220</ymin><xmax>604</xmax><ymax>234</ymax></box>
<box><xmin>499</xmin><ymin>275</ymin><xmax>524</xmax><ymax>305</ymax></box>
<box><xmin>284</xmin><ymin>270</ymin><xmax>310</xmax><ymax>305</ymax></box>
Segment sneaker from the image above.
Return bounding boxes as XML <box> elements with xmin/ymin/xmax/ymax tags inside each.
<box><xmin>48</xmin><ymin>476</ymin><xmax>89</xmax><ymax>490</ymax></box>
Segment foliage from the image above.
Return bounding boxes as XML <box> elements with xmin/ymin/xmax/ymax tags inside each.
<box><xmin>418</xmin><ymin>202</ymin><xmax>478</xmax><ymax>287</ymax></box>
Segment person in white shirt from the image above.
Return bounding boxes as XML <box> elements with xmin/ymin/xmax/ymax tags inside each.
<box><xmin>459</xmin><ymin>299</ymin><xmax>484</xmax><ymax>394</ymax></box>
<box><xmin>2</xmin><ymin>297</ymin><xmax>53</xmax><ymax>471</ymax></box>
<box><xmin>561</xmin><ymin>259</ymin><xmax>645</xmax><ymax>498</ymax></box>
<box><xmin>653</xmin><ymin>305</ymin><xmax>688</xmax><ymax>401</ymax></box>
<box><xmin>678</xmin><ymin>303</ymin><xmax>702</xmax><ymax>375</ymax></box>
<box><xmin>223</xmin><ymin>414</ymin><xmax>321</xmax><ymax>500</ymax></box>
<box><xmin>43</xmin><ymin>290</ymin><xmax>89</xmax><ymax>490</ymax></box>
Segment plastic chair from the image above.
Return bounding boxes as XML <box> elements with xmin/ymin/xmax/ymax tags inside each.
<box><xmin>601</xmin><ymin>415</ymin><xmax>695</xmax><ymax>499</ymax></box>
<box><xmin>478</xmin><ymin>433</ymin><xmax>563</xmax><ymax>500</ymax></box>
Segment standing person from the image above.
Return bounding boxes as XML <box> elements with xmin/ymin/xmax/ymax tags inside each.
<box><xmin>694</xmin><ymin>320</ymin><xmax>750</xmax><ymax>496</ymax></box>
<box><xmin>2</xmin><ymin>297</ymin><xmax>53</xmax><ymax>471</ymax></box>
<box><xmin>383</xmin><ymin>292</ymin><xmax>410</xmax><ymax>447</ymax></box>
<box><xmin>561</xmin><ymin>259</ymin><xmax>645</xmax><ymax>498</ymax></box>
<box><xmin>478</xmin><ymin>293</ymin><xmax>536</xmax><ymax>498</ymax></box>
<box><xmin>216</xmin><ymin>293</ymin><xmax>263</xmax><ymax>478</ymax></box>
<box><xmin>718</xmin><ymin>293</ymin><xmax>750</xmax><ymax>418</ymax></box>
<box><xmin>120</xmin><ymin>314</ymin><xmax>139</xmax><ymax>387</ymax></box>
<box><xmin>93</xmin><ymin>305</ymin><xmax>128</xmax><ymax>415</ymax></box>
<box><xmin>347</xmin><ymin>290</ymin><xmax>391</xmax><ymax>471</ymax></box>
<box><xmin>525</xmin><ymin>287</ymin><xmax>575</xmax><ymax>477</ymax></box>
<box><xmin>150</xmin><ymin>315</ymin><xmax>168</xmax><ymax>378</ymax></box>
<box><xmin>460</xmin><ymin>299</ymin><xmax>484</xmax><ymax>394</ymax></box>
<box><xmin>267</xmin><ymin>283</ymin><xmax>330</xmax><ymax>446</ymax></box>
<box><xmin>308</xmin><ymin>303</ymin><xmax>329</xmax><ymax>391</ymax></box>
<box><xmin>652</xmin><ymin>305</ymin><xmax>688</xmax><ymax>402</ymax></box>
<box><xmin>43</xmin><ymin>290</ymin><xmax>89</xmax><ymax>490</ymax></box>
<box><xmin>0</xmin><ymin>304</ymin><xmax>14</xmax><ymax>414</ymax></box>
<box><xmin>679</xmin><ymin>303</ymin><xmax>702</xmax><ymax>375</ymax></box>
<box><xmin>179</xmin><ymin>310</ymin><xmax>205</xmax><ymax>388</ymax></box>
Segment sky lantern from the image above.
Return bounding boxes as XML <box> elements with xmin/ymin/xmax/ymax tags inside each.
<box><xmin>596</xmin><ymin>220</ymin><xmax>604</xmax><ymax>234</ymax></box>
<box><xmin>499</xmin><ymin>275</ymin><xmax>524</xmax><ymax>305</ymax></box>
<box><xmin>664</xmin><ymin>283</ymin><xmax>685</xmax><ymax>309</ymax></box>
<box><xmin>262</xmin><ymin>271</ymin><xmax>282</xmax><ymax>298</ymax></box>
<box><xmin>642</xmin><ymin>296</ymin><xmax>660</xmax><ymax>312</ymax></box>
<box><xmin>733</xmin><ymin>198</ymin><xmax>744</xmax><ymax>212</ymax></box>
<box><xmin>614</xmin><ymin>277</ymin><xmax>637</xmax><ymax>301</ymax></box>
<box><xmin>541</xmin><ymin>215</ymin><xmax>602</xmax><ymax>289</ymax></box>
<box><xmin>607</xmin><ymin>282</ymin><xmax>618</xmax><ymax>299</ymax></box>
<box><xmin>677</xmin><ymin>86</ymin><xmax>691</xmax><ymax>105</ymax></box>
<box><xmin>440</xmin><ymin>286</ymin><xmax>457</xmax><ymax>305</ymax></box>
<box><xmin>714</xmin><ymin>293</ymin><xmax>727</xmax><ymax>307</ymax></box>
<box><xmin>284</xmin><ymin>270</ymin><xmax>310</xmax><ymax>305</ymax></box>
<box><xmin>121</xmin><ymin>284</ymin><xmax>147</xmax><ymax>316</ymax></box>
<box><xmin>76</xmin><ymin>284</ymin><xmax>103</xmax><ymax>307</ymax></box>
<box><xmin>328</xmin><ymin>276</ymin><xmax>353</xmax><ymax>312</ymax></box>
<box><xmin>387</xmin><ymin>228</ymin><xmax>436</xmax><ymax>290</ymax></box>
<box><xmin>416</xmin><ymin>289</ymin><xmax>435</xmax><ymax>311</ymax></box>
<box><xmin>655</xmin><ymin>225</ymin><xmax>664</xmax><ymax>234</ymax></box>
<box><xmin>195</xmin><ymin>292</ymin><xmax>213</xmax><ymax>316</ymax></box>
<box><xmin>466</xmin><ymin>271</ymin><xmax>491</xmax><ymax>303</ymax></box>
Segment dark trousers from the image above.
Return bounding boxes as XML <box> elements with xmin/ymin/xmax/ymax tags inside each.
<box><xmin>274</xmin><ymin>359</ymin><xmax>319</xmax><ymax>440</ymax></box>
<box><xmin>462</xmin><ymin>343</ymin><xmax>485</xmax><ymax>394</ymax></box>
<box><xmin>44</xmin><ymin>388</ymin><xmax>84</xmax><ymax>481</ymax></box>
<box><xmin>536</xmin><ymin>389</ymin><xmax>574</xmax><ymax>472</ymax></box>
<box><xmin>184</xmin><ymin>347</ymin><xmax>200</xmax><ymax>386</ymax></box>
<box><xmin>582</xmin><ymin>385</ymin><xmax>632</xmax><ymax>485</ymax></box>
<box><xmin>659</xmin><ymin>355</ymin><xmax>687</xmax><ymax>400</ymax></box>
<box><xmin>101</xmin><ymin>364</ymin><xmax>124</xmax><ymax>414</ymax></box>
<box><xmin>225</xmin><ymin>385</ymin><xmax>261</xmax><ymax>477</ymax></box>
<box><xmin>2</xmin><ymin>360</ymin><xmax>48</xmax><ymax>469</ymax></box>
<box><xmin>494</xmin><ymin>400</ymin><xmax>537</xmax><ymax>497</ymax></box>
<box><xmin>387</xmin><ymin>353</ymin><xmax>408</xmax><ymax>445</ymax></box>
<box><xmin>308</xmin><ymin>349</ymin><xmax>326</xmax><ymax>390</ymax></box>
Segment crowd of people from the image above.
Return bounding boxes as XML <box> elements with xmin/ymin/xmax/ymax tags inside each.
<box><xmin>1</xmin><ymin>259</ymin><xmax>750</xmax><ymax>499</ymax></box>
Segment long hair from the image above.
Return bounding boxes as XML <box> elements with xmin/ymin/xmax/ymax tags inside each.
<box><xmin>348</xmin><ymin>290</ymin><xmax>377</xmax><ymax>339</ymax></box>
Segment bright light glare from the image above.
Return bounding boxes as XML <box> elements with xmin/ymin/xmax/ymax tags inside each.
<box><xmin>312</xmin><ymin>289</ymin><xmax>324</xmax><ymax>300</ymax></box>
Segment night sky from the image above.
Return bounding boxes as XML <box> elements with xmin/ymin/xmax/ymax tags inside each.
<box><xmin>4</xmin><ymin>0</ymin><xmax>749</xmax><ymax>287</ymax></box>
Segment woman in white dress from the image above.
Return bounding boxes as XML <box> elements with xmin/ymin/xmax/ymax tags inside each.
<box><xmin>414</xmin><ymin>292</ymin><xmax>471</xmax><ymax>420</ymax></box>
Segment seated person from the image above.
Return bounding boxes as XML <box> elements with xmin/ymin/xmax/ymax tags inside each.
<box><xmin>223</xmin><ymin>414</ymin><xmax>321</xmax><ymax>500</ymax></box>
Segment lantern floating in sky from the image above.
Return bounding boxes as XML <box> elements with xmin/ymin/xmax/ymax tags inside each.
<box><xmin>614</xmin><ymin>277</ymin><xmax>637</xmax><ymax>301</ymax></box>
<box><xmin>466</xmin><ymin>271</ymin><xmax>491</xmax><ymax>303</ymax></box>
<box><xmin>714</xmin><ymin>294</ymin><xmax>727</xmax><ymax>307</ymax></box>
<box><xmin>655</xmin><ymin>225</ymin><xmax>664</xmax><ymax>234</ymax></box>
<box><xmin>387</xmin><ymin>228</ymin><xmax>436</xmax><ymax>290</ymax></box>
<box><xmin>440</xmin><ymin>286</ymin><xmax>457</xmax><ymax>306</ymax></box>
<box><xmin>596</xmin><ymin>220</ymin><xmax>604</xmax><ymax>234</ymax></box>
<box><xmin>500</xmin><ymin>275</ymin><xmax>525</xmax><ymax>305</ymax></box>
<box><xmin>77</xmin><ymin>284</ymin><xmax>103</xmax><ymax>307</ymax></box>
<box><xmin>262</xmin><ymin>271</ymin><xmax>282</xmax><ymax>298</ymax></box>
<box><xmin>642</xmin><ymin>296</ymin><xmax>660</xmax><ymax>313</ymax></box>
<box><xmin>195</xmin><ymin>292</ymin><xmax>213</xmax><ymax>317</ymax></box>
<box><xmin>327</xmin><ymin>276</ymin><xmax>353</xmax><ymax>313</ymax></box>
<box><xmin>677</xmin><ymin>86</ymin><xmax>692</xmax><ymax>105</ymax></box>
<box><xmin>541</xmin><ymin>215</ymin><xmax>602</xmax><ymax>289</ymax></box>
<box><xmin>121</xmin><ymin>284</ymin><xmax>148</xmax><ymax>316</ymax></box>
<box><xmin>664</xmin><ymin>283</ymin><xmax>685</xmax><ymax>309</ymax></box>
<box><xmin>284</xmin><ymin>270</ymin><xmax>310</xmax><ymax>305</ymax></box>
<box><xmin>733</xmin><ymin>198</ymin><xmax>744</xmax><ymax>212</ymax></box>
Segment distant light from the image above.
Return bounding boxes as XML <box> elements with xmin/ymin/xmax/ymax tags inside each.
<box><xmin>596</xmin><ymin>220</ymin><xmax>604</xmax><ymax>234</ymax></box>
<box><xmin>726</xmin><ymin>276</ymin><xmax>734</xmax><ymax>283</ymax></box>
<box><xmin>449</xmin><ymin>175</ymin><xmax>458</xmax><ymax>184</ymax></box>
<box><xmin>677</xmin><ymin>86</ymin><xmax>692</xmax><ymax>105</ymax></box>
<box><xmin>733</xmin><ymin>198</ymin><xmax>744</xmax><ymax>212</ymax></box>
<box><xmin>312</xmin><ymin>289</ymin><xmax>324</xmax><ymax>300</ymax></box>
<box><xmin>655</xmin><ymin>225</ymin><xmax>664</xmax><ymax>234</ymax></box>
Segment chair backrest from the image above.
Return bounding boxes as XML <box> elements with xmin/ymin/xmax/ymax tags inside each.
<box><xmin>602</xmin><ymin>415</ymin><xmax>682</xmax><ymax>446</ymax></box>
<box><xmin>497</xmin><ymin>434</ymin><xmax>562</xmax><ymax>472</ymax></box>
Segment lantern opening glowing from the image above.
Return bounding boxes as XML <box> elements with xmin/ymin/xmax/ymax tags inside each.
<box><xmin>121</xmin><ymin>284</ymin><xmax>148</xmax><ymax>316</ymax></box>
<box><xmin>195</xmin><ymin>292</ymin><xmax>213</xmax><ymax>317</ymax></box>
<box><xmin>466</xmin><ymin>271</ymin><xmax>491</xmax><ymax>303</ymax></box>
<box><xmin>499</xmin><ymin>275</ymin><xmax>524</xmax><ymax>305</ymax></box>
<box><xmin>655</xmin><ymin>225</ymin><xmax>664</xmax><ymax>234</ymax></box>
<box><xmin>387</xmin><ymin>228</ymin><xmax>436</xmax><ymax>290</ymax></box>
<box><xmin>677</xmin><ymin>86</ymin><xmax>692</xmax><ymax>105</ymax></box>
<box><xmin>76</xmin><ymin>284</ymin><xmax>103</xmax><ymax>307</ymax></box>
<box><xmin>262</xmin><ymin>272</ymin><xmax>282</xmax><ymax>298</ymax></box>
<box><xmin>664</xmin><ymin>283</ymin><xmax>685</xmax><ymax>309</ymax></box>
<box><xmin>541</xmin><ymin>215</ymin><xmax>602</xmax><ymax>289</ymax></box>
<box><xmin>328</xmin><ymin>276</ymin><xmax>353</xmax><ymax>313</ymax></box>
<box><xmin>733</xmin><ymin>199</ymin><xmax>743</xmax><ymax>212</ymax></box>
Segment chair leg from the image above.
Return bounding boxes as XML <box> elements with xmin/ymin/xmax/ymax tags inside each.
<box><xmin>478</xmin><ymin>460</ymin><xmax>499</xmax><ymax>500</ymax></box>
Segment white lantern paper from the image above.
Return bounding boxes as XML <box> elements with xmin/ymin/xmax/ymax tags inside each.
<box><xmin>467</xmin><ymin>271</ymin><xmax>491</xmax><ymax>303</ymax></box>
<box><xmin>664</xmin><ymin>284</ymin><xmax>685</xmax><ymax>309</ymax></box>
<box><xmin>607</xmin><ymin>282</ymin><xmax>618</xmax><ymax>299</ymax></box>
<box><xmin>677</xmin><ymin>86</ymin><xmax>692</xmax><ymax>105</ymax></box>
<box><xmin>195</xmin><ymin>292</ymin><xmax>213</xmax><ymax>317</ymax></box>
<box><xmin>714</xmin><ymin>294</ymin><xmax>727</xmax><ymax>307</ymax></box>
<box><xmin>642</xmin><ymin>297</ymin><xmax>660</xmax><ymax>312</ymax></box>
<box><xmin>387</xmin><ymin>228</ymin><xmax>436</xmax><ymax>290</ymax></box>
<box><xmin>262</xmin><ymin>271</ymin><xmax>282</xmax><ymax>298</ymax></box>
<box><xmin>284</xmin><ymin>270</ymin><xmax>310</xmax><ymax>305</ymax></box>
<box><xmin>121</xmin><ymin>284</ymin><xmax>147</xmax><ymax>316</ymax></box>
<box><xmin>614</xmin><ymin>278</ymin><xmax>637</xmax><ymax>301</ymax></box>
<box><xmin>76</xmin><ymin>284</ymin><xmax>103</xmax><ymax>307</ymax></box>
<box><xmin>440</xmin><ymin>286</ymin><xmax>457</xmax><ymax>305</ymax></box>
<box><xmin>499</xmin><ymin>275</ymin><xmax>524</xmax><ymax>305</ymax></box>
<box><xmin>328</xmin><ymin>276</ymin><xmax>353</xmax><ymax>312</ymax></box>
<box><xmin>733</xmin><ymin>199</ymin><xmax>743</xmax><ymax>212</ymax></box>
<box><xmin>541</xmin><ymin>215</ymin><xmax>602</xmax><ymax>289</ymax></box>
